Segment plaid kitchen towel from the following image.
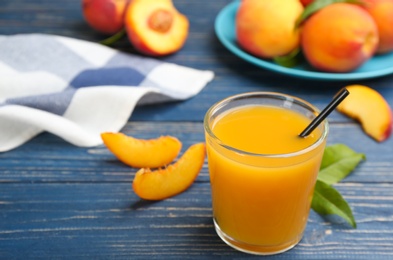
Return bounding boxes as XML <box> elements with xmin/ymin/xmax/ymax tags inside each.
<box><xmin>0</xmin><ymin>34</ymin><xmax>214</xmax><ymax>152</ymax></box>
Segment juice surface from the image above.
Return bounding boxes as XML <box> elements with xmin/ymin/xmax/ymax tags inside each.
<box><xmin>212</xmin><ymin>105</ymin><xmax>319</xmax><ymax>154</ymax></box>
<box><xmin>207</xmin><ymin>105</ymin><xmax>326</xmax><ymax>252</ymax></box>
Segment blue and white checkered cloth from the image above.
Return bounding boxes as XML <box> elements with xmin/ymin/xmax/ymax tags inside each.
<box><xmin>0</xmin><ymin>34</ymin><xmax>214</xmax><ymax>152</ymax></box>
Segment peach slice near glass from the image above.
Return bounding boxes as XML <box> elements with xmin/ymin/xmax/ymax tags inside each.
<box><xmin>101</xmin><ymin>133</ymin><xmax>182</xmax><ymax>168</ymax></box>
<box><xmin>132</xmin><ymin>143</ymin><xmax>206</xmax><ymax>200</ymax></box>
<box><xmin>337</xmin><ymin>85</ymin><xmax>392</xmax><ymax>142</ymax></box>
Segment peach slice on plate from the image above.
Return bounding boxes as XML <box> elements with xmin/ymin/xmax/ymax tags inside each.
<box><xmin>337</xmin><ymin>85</ymin><xmax>392</xmax><ymax>142</ymax></box>
<box><xmin>101</xmin><ymin>133</ymin><xmax>182</xmax><ymax>168</ymax></box>
<box><xmin>132</xmin><ymin>143</ymin><xmax>206</xmax><ymax>200</ymax></box>
<box><xmin>124</xmin><ymin>0</ymin><xmax>189</xmax><ymax>56</ymax></box>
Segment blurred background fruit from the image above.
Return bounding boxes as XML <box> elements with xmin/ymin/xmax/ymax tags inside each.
<box><xmin>82</xmin><ymin>0</ymin><xmax>129</xmax><ymax>35</ymax></box>
<box><xmin>300</xmin><ymin>3</ymin><xmax>379</xmax><ymax>72</ymax></box>
<box><xmin>124</xmin><ymin>0</ymin><xmax>189</xmax><ymax>56</ymax></box>
<box><xmin>235</xmin><ymin>0</ymin><xmax>304</xmax><ymax>59</ymax></box>
<box><xmin>362</xmin><ymin>0</ymin><xmax>393</xmax><ymax>54</ymax></box>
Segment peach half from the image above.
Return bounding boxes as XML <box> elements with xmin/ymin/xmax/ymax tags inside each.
<box><xmin>363</xmin><ymin>0</ymin><xmax>393</xmax><ymax>54</ymax></box>
<box><xmin>101</xmin><ymin>133</ymin><xmax>182</xmax><ymax>168</ymax></box>
<box><xmin>82</xmin><ymin>0</ymin><xmax>129</xmax><ymax>35</ymax></box>
<box><xmin>337</xmin><ymin>85</ymin><xmax>392</xmax><ymax>142</ymax></box>
<box><xmin>300</xmin><ymin>3</ymin><xmax>379</xmax><ymax>72</ymax></box>
<box><xmin>132</xmin><ymin>143</ymin><xmax>206</xmax><ymax>200</ymax></box>
<box><xmin>236</xmin><ymin>0</ymin><xmax>303</xmax><ymax>59</ymax></box>
<box><xmin>124</xmin><ymin>0</ymin><xmax>189</xmax><ymax>56</ymax></box>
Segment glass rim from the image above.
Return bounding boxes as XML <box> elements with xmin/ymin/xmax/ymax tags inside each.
<box><xmin>203</xmin><ymin>91</ymin><xmax>329</xmax><ymax>158</ymax></box>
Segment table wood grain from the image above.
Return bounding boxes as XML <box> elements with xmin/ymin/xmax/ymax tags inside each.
<box><xmin>1</xmin><ymin>0</ymin><xmax>393</xmax><ymax>259</ymax></box>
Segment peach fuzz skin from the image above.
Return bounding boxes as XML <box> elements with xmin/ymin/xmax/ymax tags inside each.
<box><xmin>236</xmin><ymin>0</ymin><xmax>303</xmax><ymax>59</ymax></box>
<box><xmin>82</xmin><ymin>0</ymin><xmax>129</xmax><ymax>35</ymax></box>
<box><xmin>301</xmin><ymin>3</ymin><xmax>379</xmax><ymax>72</ymax></box>
<box><xmin>362</xmin><ymin>0</ymin><xmax>393</xmax><ymax>54</ymax></box>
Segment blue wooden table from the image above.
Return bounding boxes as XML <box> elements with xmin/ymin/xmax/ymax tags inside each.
<box><xmin>1</xmin><ymin>0</ymin><xmax>393</xmax><ymax>259</ymax></box>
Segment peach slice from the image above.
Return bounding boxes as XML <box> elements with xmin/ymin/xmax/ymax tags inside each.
<box><xmin>124</xmin><ymin>0</ymin><xmax>189</xmax><ymax>56</ymax></box>
<box><xmin>132</xmin><ymin>143</ymin><xmax>206</xmax><ymax>200</ymax></box>
<box><xmin>337</xmin><ymin>85</ymin><xmax>392</xmax><ymax>142</ymax></box>
<box><xmin>101</xmin><ymin>133</ymin><xmax>182</xmax><ymax>168</ymax></box>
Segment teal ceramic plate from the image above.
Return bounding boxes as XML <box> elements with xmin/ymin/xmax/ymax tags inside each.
<box><xmin>215</xmin><ymin>0</ymin><xmax>393</xmax><ymax>81</ymax></box>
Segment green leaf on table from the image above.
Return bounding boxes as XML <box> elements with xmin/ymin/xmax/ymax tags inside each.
<box><xmin>318</xmin><ymin>144</ymin><xmax>366</xmax><ymax>185</ymax></box>
<box><xmin>312</xmin><ymin>180</ymin><xmax>357</xmax><ymax>228</ymax></box>
<box><xmin>273</xmin><ymin>48</ymin><xmax>301</xmax><ymax>68</ymax></box>
<box><xmin>295</xmin><ymin>0</ymin><xmax>365</xmax><ymax>27</ymax></box>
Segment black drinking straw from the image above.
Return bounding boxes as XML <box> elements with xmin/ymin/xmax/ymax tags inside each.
<box><xmin>299</xmin><ymin>88</ymin><xmax>350</xmax><ymax>137</ymax></box>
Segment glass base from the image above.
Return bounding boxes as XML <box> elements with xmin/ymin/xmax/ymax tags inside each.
<box><xmin>214</xmin><ymin>219</ymin><xmax>302</xmax><ymax>255</ymax></box>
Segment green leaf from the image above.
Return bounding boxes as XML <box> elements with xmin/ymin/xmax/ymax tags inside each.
<box><xmin>273</xmin><ymin>48</ymin><xmax>301</xmax><ymax>68</ymax></box>
<box><xmin>318</xmin><ymin>144</ymin><xmax>366</xmax><ymax>185</ymax></box>
<box><xmin>312</xmin><ymin>180</ymin><xmax>357</xmax><ymax>228</ymax></box>
<box><xmin>311</xmin><ymin>144</ymin><xmax>364</xmax><ymax>228</ymax></box>
<box><xmin>296</xmin><ymin>0</ymin><xmax>366</xmax><ymax>27</ymax></box>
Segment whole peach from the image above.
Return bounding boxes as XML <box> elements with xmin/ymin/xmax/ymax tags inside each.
<box><xmin>362</xmin><ymin>0</ymin><xmax>393</xmax><ymax>54</ymax></box>
<box><xmin>301</xmin><ymin>3</ymin><xmax>379</xmax><ymax>72</ymax></box>
<box><xmin>82</xmin><ymin>0</ymin><xmax>129</xmax><ymax>35</ymax></box>
<box><xmin>236</xmin><ymin>0</ymin><xmax>304</xmax><ymax>59</ymax></box>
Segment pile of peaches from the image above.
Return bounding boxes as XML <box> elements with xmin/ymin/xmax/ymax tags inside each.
<box><xmin>236</xmin><ymin>0</ymin><xmax>393</xmax><ymax>73</ymax></box>
<box><xmin>82</xmin><ymin>0</ymin><xmax>188</xmax><ymax>56</ymax></box>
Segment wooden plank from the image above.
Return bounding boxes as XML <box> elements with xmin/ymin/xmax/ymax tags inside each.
<box><xmin>1</xmin><ymin>0</ymin><xmax>393</xmax><ymax>258</ymax></box>
<box><xmin>0</xmin><ymin>122</ymin><xmax>391</xmax><ymax>183</ymax></box>
<box><xmin>1</xmin><ymin>182</ymin><xmax>393</xmax><ymax>259</ymax></box>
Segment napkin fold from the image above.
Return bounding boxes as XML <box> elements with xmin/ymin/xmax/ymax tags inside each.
<box><xmin>0</xmin><ymin>34</ymin><xmax>214</xmax><ymax>152</ymax></box>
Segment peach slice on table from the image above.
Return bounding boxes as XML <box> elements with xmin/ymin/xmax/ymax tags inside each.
<box><xmin>101</xmin><ymin>133</ymin><xmax>182</xmax><ymax>168</ymax></box>
<box><xmin>337</xmin><ymin>85</ymin><xmax>393</xmax><ymax>142</ymax></box>
<box><xmin>124</xmin><ymin>0</ymin><xmax>189</xmax><ymax>56</ymax></box>
<box><xmin>132</xmin><ymin>143</ymin><xmax>206</xmax><ymax>200</ymax></box>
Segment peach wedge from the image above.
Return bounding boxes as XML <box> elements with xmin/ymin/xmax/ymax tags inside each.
<box><xmin>337</xmin><ymin>85</ymin><xmax>392</xmax><ymax>142</ymax></box>
<box><xmin>132</xmin><ymin>143</ymin><xmax>206</xmax><ymax>200</ymax></box>
<box><xmin>101</xmin><ymin>133</ymin><xmax>182</xmax><ymax>168</ymax></box>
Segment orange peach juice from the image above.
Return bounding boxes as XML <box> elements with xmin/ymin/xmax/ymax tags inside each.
<box><xmin>204</xmin><ymin>92</ymin><xmax>328</xmax><ymax>255</ymax></box>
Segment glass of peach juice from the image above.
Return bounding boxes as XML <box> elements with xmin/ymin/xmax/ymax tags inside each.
<box><xmin>203</xmin><ymin>92</ymin><xmax>329</xmax><ymax>255</ymax></box>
